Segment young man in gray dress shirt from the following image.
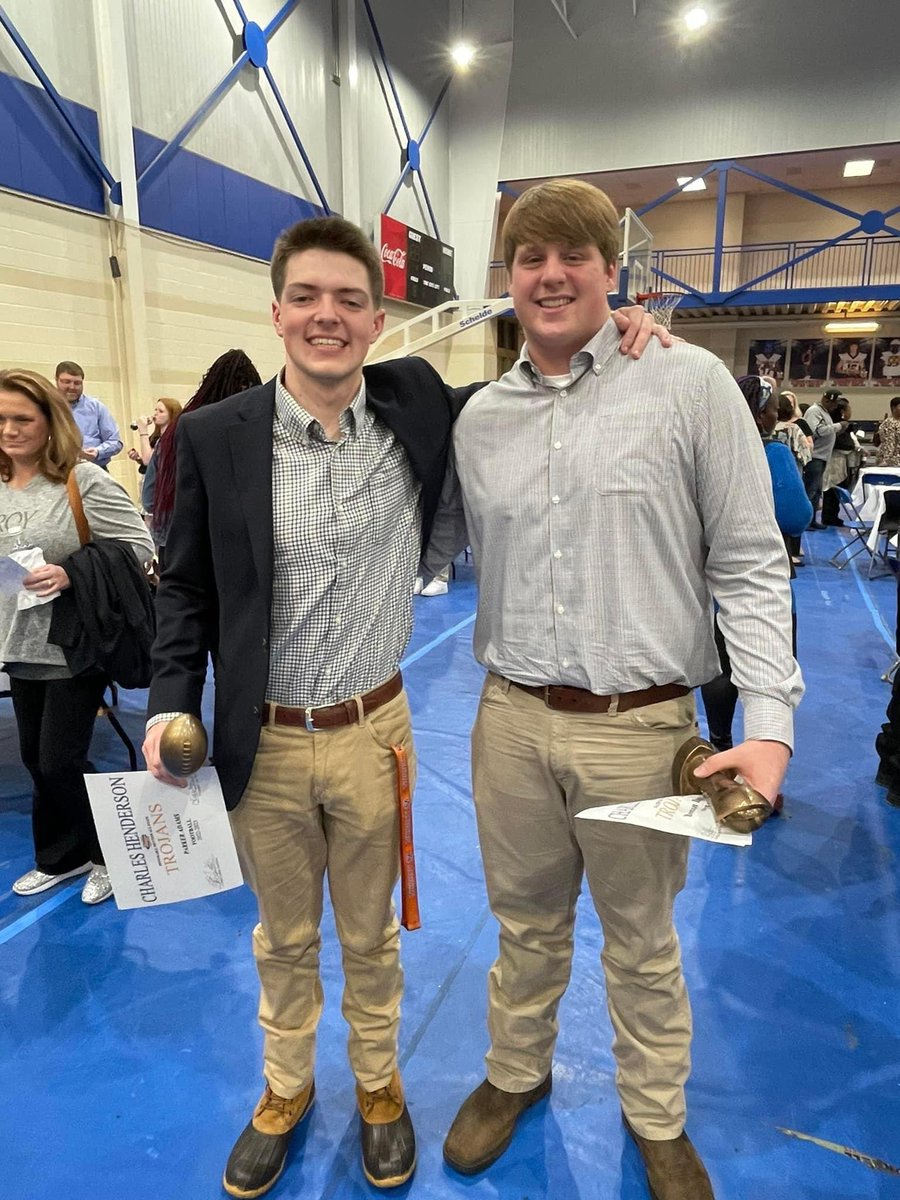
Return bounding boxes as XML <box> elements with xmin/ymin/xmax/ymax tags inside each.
<box><xmin>141</xmin><ymin>213</ymin><xmax>662</xmax><ymax>1199</ymax></box>
<box><xmin>431</xmin><ymin>180</ymin><xmax>803</xmax><ymax>1200</ymax></box>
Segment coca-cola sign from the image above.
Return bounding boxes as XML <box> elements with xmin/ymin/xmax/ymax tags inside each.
<box><xmin>380</xmin><ymin>214</ymin><xmax>408</xmax><ymax>302</ymax></box>
<box><xmin>381</xmin><ymin>244</ymin><xmax>407</xmax><ymax>270</ymax></box>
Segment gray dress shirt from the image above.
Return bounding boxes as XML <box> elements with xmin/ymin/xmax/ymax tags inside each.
<box><xmin>425</xmin><ymin>319</ymin><xmax>803</xmax><ymax>748</ymax></box>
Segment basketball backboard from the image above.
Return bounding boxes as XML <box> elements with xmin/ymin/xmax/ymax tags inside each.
<box><xmin>618</xmin><ymin>207</ymin><xmax>654</xmax><ymax>303</ymax></box>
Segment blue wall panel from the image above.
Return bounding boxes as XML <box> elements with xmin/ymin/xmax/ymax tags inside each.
<box><xmin>134</xmin><ymin>128</ymin><xmax>325</xmax><ymax>263</ymax></box>
<box><xmin>0</xmin><ymin>72</ymin><xmax>104</xmax><ymax>214</ymax></box>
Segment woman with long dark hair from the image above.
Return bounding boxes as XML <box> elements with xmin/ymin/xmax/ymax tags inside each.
<box><xmin>151</xmin><ymin>350</ymin><xmax>261</xmax><ymax>568</ymax></box>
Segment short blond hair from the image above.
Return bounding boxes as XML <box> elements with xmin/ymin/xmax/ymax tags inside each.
<box><xmin>0</xmin><ymin>369</ymin><xmax>84</xmax><ymax>483</ymax></box>
<box><xmin>502</xmin><ymin>179</ymin><xmax>621</xmax><ymax>271</ymax></box>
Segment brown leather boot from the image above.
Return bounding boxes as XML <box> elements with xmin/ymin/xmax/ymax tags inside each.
<box><xmin>357</xmin><ymin>1069</ymin><xmax>416</xmax><ymax>1188</ymax></box>
<box><xmin>624</xmin><ymin>1117</ymin><xmax>715</xmax><ymax>1200</ymax></box>
<box><xmin>443</xmin><ymin>1074</ymin><xmax>552</xmax><ymax>1175</ymax></box>
<box><xmin>223</xmin><ymin>1081</ymin><xmax>315</xmax><ymax>1198</ymax></box>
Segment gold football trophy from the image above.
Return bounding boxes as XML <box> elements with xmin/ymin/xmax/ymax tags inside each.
<box><xmin>159</xmin><ymin>714</ymin><xmax>209</xmax><ymax>777</ymax></box>
<box><xmin>672</xmin><ymin>736</ymin><xmax>773</xmax><ymax>834</ymax></box>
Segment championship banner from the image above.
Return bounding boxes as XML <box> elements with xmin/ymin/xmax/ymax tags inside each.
<box><xmin>378</xmin><ymin>213</ymin><xmax>455</xmax><ymax>309</ymax></box>
<box><xmin>85</xmin><ymin>768</ymin><xmax>243</xmax><ymax>909</ymax></box>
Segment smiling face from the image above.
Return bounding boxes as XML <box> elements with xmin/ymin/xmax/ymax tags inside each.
<box><xmin>272</xmin><ymin>249</ymin><xmax>385</xmax><ymax>393</ymax></box>
<box><xmin>508</xmin><ymin>241</ymin><xmax>616</xmax><ymax>375</ymax></box>
<box><xmin>0</xmin><ymin>389</ymin><xmax>50</xmax><ymax>468</ymax></box>
<box><xmin>56</xmin><ymin>371</ymin><xmax>84</xmax><ymax>403</ymax></box>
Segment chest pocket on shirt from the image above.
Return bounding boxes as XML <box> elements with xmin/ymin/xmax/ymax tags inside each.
<box><xmin>592</xmin><ymin>412</ymin><xmax>675</xmax><ymax>495</ymax></box>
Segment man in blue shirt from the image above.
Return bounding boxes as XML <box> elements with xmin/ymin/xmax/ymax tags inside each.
<box><xmin>55</xmin><ymin>360</ymin><xmax>123</xmax><ymax>468</ymax></box>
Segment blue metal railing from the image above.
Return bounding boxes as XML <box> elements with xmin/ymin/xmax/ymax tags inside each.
<box><xmin>653</xmin><ymin>235</ymin><xmax>900</xmax><ymax>297</ymax></box>
<box><xmin>489</xmin><ymin>234</ymin><xmax>900</xmax><ymax>306</ymax></box>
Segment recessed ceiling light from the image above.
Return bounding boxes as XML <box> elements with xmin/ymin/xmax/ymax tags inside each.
<box><xmin>843</xmin><ymin>159</ymin><xmax>875</xmax><ymax>178</ymax></box>
<box><xmin>677</xmin><ymin>175</ymin><xmax>707</xmax><ymax>192</ymax></box>
<box><xmin>683</xmin><ymin>6</ymin><xmax>709</xmax><ymax>31</ymax></box>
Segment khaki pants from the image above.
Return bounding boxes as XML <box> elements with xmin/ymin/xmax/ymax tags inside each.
<box><xmin>471</xmin><ymin>674</ymin><xmax>696</xmax><ymax>1138</ymax></box>
<box><xmin>229</xmin><ymin>689</ymin><xmax>415</xmax><ymax>1099</ymax></box>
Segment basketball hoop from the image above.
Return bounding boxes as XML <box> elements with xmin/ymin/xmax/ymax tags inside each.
<box><xmin>637</xmin><ymin>290</ymin><xmax>686</xmax><ymax>330</ymax></box>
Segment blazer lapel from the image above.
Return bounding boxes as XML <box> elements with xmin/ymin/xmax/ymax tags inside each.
<box><xmin>227</xmin><ymin>384</ymin><xmax>275</xmax><ymax>599</ymax></box>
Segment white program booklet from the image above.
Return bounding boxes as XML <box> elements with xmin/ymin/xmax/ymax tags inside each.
<box><xmin>577</xmin><ymin>794</ymin><xmax>752</xmax><ymax>847</ymax></box>
<box><xmin>85</xmin><ymin>767</ymin><xmax>244</xmax><ymax>909</ymax></box>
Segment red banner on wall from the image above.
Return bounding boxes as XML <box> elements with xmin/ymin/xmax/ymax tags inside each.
<box><xmin>380</xmin><ymin>214</ymin><xmax>409</xmax><ymax>302</ymax></box>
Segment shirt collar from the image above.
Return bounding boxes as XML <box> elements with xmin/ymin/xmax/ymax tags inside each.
<box><xmin>516</xmin><ymin>317</ymin><xmax>622</xmax><ymax>386</ymax></box>
<box><xmin>275</xmin><ymin>371</ymin><xmax>367</xmax><ymax>444</ymax></box>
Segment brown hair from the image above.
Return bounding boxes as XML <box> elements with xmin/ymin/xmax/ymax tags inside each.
<box><xmin>502</xmin><ymin>179</ymin><xmax>621</xmax><ymax>271</ymax></box>
<box><xmin>270</xmin><ymin>216</ymin><xmax>384</xmax><ymax>308</ymax></box>
<box><xmin>55</xmin><ymin>360</ymin><xmax>84</xmax><ymax>380</ymax></box>
<box><xmin>0</xmin><ymin>369</ymin><xmax>84</xmax><ymax>483</ymax></box>
<box><xmin>150</xmin><ymin>397</ymin><xmax>183</xmax><ymax>447</ymax></box>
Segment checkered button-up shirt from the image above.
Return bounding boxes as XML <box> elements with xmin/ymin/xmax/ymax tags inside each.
<box><xmin>267</xmin><ymin>374</ymin><xmax>421</xmax><ymax>707</ymax></box>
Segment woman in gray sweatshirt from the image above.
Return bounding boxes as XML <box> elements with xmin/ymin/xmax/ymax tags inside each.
<box><xmin>0</xmin><ymin>369</ymin><xmax>153</xmax><ymax>906</ymax></box>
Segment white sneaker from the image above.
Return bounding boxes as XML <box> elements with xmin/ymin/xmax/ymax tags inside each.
<box><xmin>413</xmin><ymin>576</ymin><xmax>424</xmax><ymax>595</ymax></box>
<box><xmin>12</xmin><ymin>862</ymin><xmax>91</xmax><ymax>896</ymax></box>
<box><xmin>420</xmin><ymin>578</ymin><xmax>449</xmax><ymax>596</ymax></box>
<box><xmin>81</xmin><ymin>866</ymin><xmax>114</xmax><ymax>906</ymax></box>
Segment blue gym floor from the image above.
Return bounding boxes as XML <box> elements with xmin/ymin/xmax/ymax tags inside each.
<box><xmin>1</xmin><ymin>532</ymin><xmax>899</xmax><ymax>1200</ymax></box>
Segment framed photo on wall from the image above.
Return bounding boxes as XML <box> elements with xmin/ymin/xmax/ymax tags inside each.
<box><xmin>872</xmin><ymin>337</ymin><xmax>900</xmax><ymax>388</ymax></box>
<box><xmin>747</xmin><ymin>339</ymin><xmax>787</xmax><ymax>381</ymax></box>
<box><xmin>831</xmin><ymin>337</ymin><xmax>873</xmax><ymax>385</ymax></box>
<box><xmin>789</xmin><ymin>339</ymin><xmax>830</xmax><ymax>387</ymax></box>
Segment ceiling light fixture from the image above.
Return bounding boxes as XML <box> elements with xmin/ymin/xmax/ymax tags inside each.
<box><xmin>450</xmin><ymin>41</ymin><xmax>476</xmax><ymax>69</ymax></box>
<box><xmin>822</xmin><ymin>320</ymin><xmax>880</xmax><ymax>335</ymax></box>
<box><xmin>677</xmin><ymin>175</ymin><xmax>707</xmax><ymax>192</ymax></box>
<box><xmin>683</xmin><ymin>6</ymin><xmax>709</xmax><ymax>31</ymax></box>
<box><xmin>843</xmin><ymin>159</ymin><xmax>875</xmax><ymax>178</ymax></box>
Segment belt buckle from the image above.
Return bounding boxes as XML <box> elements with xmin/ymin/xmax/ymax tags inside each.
<box><xmin>304</xmin><ymin>706</ymin><xmax>317</xmax><ymax>732</ymax></box>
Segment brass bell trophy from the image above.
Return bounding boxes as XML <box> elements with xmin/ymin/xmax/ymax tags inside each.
<box><xmin>158</xmin><ymin>713</ymin><xmax>209</xmax><ymax>777</ymax></box>
<box><xmin>672</xmin><ymin>736</ymin><xmax>773</xmax><ymax>834</ymax></box>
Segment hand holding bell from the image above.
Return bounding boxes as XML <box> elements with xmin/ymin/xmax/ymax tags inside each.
<box><xmin>159</xmin><ymin>713</ymin><xmax>209</xmax><ymax>777</ymax></box>
<box><xmin>672</xmin><ymin>736</ymin><xmax>773</xmax><ymax>834</ymax></box>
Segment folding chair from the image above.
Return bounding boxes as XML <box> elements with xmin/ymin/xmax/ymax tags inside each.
<box><xmin>829</xmin><ymin>486</ymin><xmax>875</xmax><ymax>570</ymax></box>
<box><xmin>0</xmin><ymin>677</ymin><xmax>137</xmax><ymax>768</ymax></box>
<box><xmin>868</xmin><ymin>490</ymin><xmax>900</xmax><ymax>580</ymax></box>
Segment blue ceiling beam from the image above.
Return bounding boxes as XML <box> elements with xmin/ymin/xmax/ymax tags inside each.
<box><xmin>137</xmin><ymin>0</ymin><xmax>302</xmax><ymax>195</ymax></box>
<box><xmin>0</xmin><ymin>3</ymin><xmax>119</xmax><ymax>200</ymax></box>
<box><xmin>361</xmin><ymin>0</ymin><xmax>450</xmax><ymax>241</ymax></box>
<box><xmin>261</xmin><ymin>63</ymin><xmax>331</xmax><ymax>214</ymax></box>
<box><xmin>359</xmin><ymin>0</ymin><xmax>412</xmax><ymax>143</ymax></box>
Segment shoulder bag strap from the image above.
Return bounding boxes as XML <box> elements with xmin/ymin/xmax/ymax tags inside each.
<box><xmin>66</xmin><ymin>470</ymin><xmax>92</xmax><ymax>546</ymax></box>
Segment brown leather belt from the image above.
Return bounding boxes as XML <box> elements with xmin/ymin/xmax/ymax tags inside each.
<box><xmin>507</xmin><ymin>678</ymin><xmax>690</xmax><ymax>714</ymax></box>
<box><xmin>262</xmin><ymin>672</ymin><xmax>402</xmax><ymax>731</ymax></box>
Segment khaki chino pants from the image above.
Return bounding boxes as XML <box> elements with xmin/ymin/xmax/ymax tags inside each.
<box><xmin>229</xmin><ymin>689</ymin><xmax>415</xmax><ymax>1099</ymax></box>
<box><xmin>471</xmin><ymin>674</ymin><xmax>696</xmax><ymax>1139</ymax></box>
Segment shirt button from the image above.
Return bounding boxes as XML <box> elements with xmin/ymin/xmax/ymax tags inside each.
<box><xmin>593</xmin><ymin>365</ymin><xmax>601</xmax><ymax>375</ymax></box>
<box><xmin>557</xmin><ymin>604</ymin><xmax>565</xmax><ymax>614</ymax></box>
<box><xmin>553</xmin><ymin>440</ymin><xmax>562</xmax><ymax>450</ymax></box>
<box><xmin>559</xmin><ymin>390</ymin><xmax>567</xmax><ymax>398</ymax></box>
<box><xmin>553</xmin><ymin>550</ymin><xmax>562</xmax><ymax>559</ymax></box>
<box><xmin>551</xmin><ymin>495</ymin><xmax>560</xmax><ymax>504</ymax></box>
<box><xmin>562</xmin><ymin>658</ymin><xmax>570</xmax><ymax>668</ymax></box>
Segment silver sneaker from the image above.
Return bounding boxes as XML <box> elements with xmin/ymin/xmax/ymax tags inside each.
<box><xmin>81</xmin><ymin>866</ymin><xmax>114</xmax><ymax>906</ymax></box>
<box><xmin>12</xmin><ymin>863</ymin><xmax>91</xmax><ymax>896</ymax></box>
